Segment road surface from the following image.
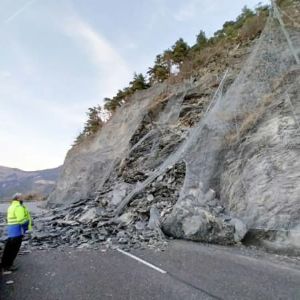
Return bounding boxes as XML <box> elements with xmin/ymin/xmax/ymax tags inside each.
<box><xmin>1</xmin><ymin>241</ymin><xmax>300</xmax><ymax>300</ymax></box>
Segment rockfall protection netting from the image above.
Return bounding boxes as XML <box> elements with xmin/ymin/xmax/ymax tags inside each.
<box><xmin>218</xmin><ymin>3</ymin><xmax>300</xmax><ymax>248</ymax></box>
<box><xmin>40</xmin><ymin>3</ymin><xmax>300</xmax><ymax>251</ymax></box>
<box><xmin>180</xmin><ymin>17</ymin><xmax>299</xmax><ymax>210</ymax></box>
<box><xmin>115</xmin><ymin>10</ymin><xmax>300</xmax><ymax>246</ymax></box>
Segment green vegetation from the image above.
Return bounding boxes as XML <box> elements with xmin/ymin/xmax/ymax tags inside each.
<box><xmin>74</xmin><ymin>106</ymin><xmax>104</xmax><ymax>145</ymax></box>
<box><xmin>75</xmin><ymin>3</ymin><xmax>271</xmax><ymax>145</ymax></box>
<box><xmin>195</xmin><ymin>30</ymin><xmax>208</xmax><ymax>50</ymax></box>
<box><xmin>170</xmin><ymin>38</ymin><xmax>190</xmax><ymax>66</ymax></box>
<box><xmin>130</xmin><ymin>73</ymin><xmax>150</xmax><ymax>91</ymax></box>
<box><xmin>147</xmin><ymin>54</ymin><xmax>170</xmax><ymax>83</ymax></box>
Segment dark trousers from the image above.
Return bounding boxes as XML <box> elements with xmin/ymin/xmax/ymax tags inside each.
<box><xmin>1</xmin><ymin>236</ymin><xmax>22</xmax><ymax>269</ymax></box>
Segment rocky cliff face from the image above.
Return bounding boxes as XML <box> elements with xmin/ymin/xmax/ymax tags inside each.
<box><xmin>162</xmin><ymin>17</ymin><xmax>300</xmax><ymax>251</ymax></box>
<box><xmin>47</xmin><ymin>6</ymin><xmax>300</xmax><ymax>253</ymax></box>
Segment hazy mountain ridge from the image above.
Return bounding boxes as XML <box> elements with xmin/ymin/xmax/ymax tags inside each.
<box><xmin>0</xmin><ymin>165</ymin><xmax>61</xmax><ymax>201</ymax></box>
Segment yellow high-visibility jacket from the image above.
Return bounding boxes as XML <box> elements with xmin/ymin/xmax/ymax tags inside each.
<box><xmin>7</xmin><ymin>200</ymin><xmax>27</xmax><ymax>237</ymax></box>
<box><xmin>7</xmin><ymin>200</ymin><xmax>27</xmax><ymax>225</ymax></box>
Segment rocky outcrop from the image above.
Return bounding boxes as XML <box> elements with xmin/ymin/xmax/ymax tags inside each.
<box><xmin>161</xmin><ymin>18</ymin><xmax>300</xmax><ymax>249</ymax></box>
<box><xmin>46</xmin><ymin>9</ymin><xmax>300</xmax><ymax>253</ymax></box>
<box><xmin>221</xmin><ymin>66</ymin><xmax>300</xmax><ymax>251</ymax></box>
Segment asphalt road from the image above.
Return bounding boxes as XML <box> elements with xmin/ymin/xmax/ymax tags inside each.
<box><xmin>1</xmin><ymin>241</ymin><xmax>300</xmax><ymax>300</ymax></box>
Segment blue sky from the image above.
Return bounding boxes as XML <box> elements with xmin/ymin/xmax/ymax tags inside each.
<box><xmin>0</xmin><ymin>0</ymin><xmax>269</xmax><ymax>171</ymax></box>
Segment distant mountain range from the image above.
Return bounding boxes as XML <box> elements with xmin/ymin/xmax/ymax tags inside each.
<box><xmin>0</xmin><ymin>166</ymin><xmax>61</xmax><ymax>201</ymax></box>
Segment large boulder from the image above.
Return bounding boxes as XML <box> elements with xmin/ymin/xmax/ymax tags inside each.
<box><xmin>162</xmin><ymin>183</ymin><xmax>236</xmax><ymax>244</ymax></box>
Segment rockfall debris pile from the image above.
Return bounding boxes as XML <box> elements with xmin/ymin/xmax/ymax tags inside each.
<box><xmin>1</xmin><ymin>3</ymin><xmax>299</xmax><ymax>253</ymax></box>
<box><xmin>0</xmin><ymin>164</ymin><xmax>186</xmax><ymax>251</ymax></box>
<box><xmin>41</xmin><ymin>37</ymin><xmax>254</xmax><ymax>251</ymax></box>
<box><xmin>30</xmin><ymin>164</ymin><xmax>186</xmax><ymax>251</ymax></box>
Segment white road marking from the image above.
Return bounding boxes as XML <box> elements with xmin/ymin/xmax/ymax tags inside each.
<box><xmin>117</xmin><ymin>248</ymin><xmax>167</xmax><ymax>274</ymax></box>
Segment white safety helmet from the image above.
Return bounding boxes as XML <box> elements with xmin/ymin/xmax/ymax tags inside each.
<box><xmin>12</xmin><ymin>193</ymin><xmax>22</xmax><ymax>200</ymax></box>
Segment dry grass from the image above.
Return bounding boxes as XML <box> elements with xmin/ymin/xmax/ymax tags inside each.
<box><xmin>167</xmin><ymin>74</ymin><xmax>187</xmax><ymax>85</ymax></box>
<box><xmin>281</xmin><ymin>1</ymin><xmax>300</xmax><ymax>28</ymax></box>
<box><xmin>22</xmin><ymin>193</ymin><xmax>46</xmax><ymax>201</ymax></box>
<box><xmin>225</xmin><ymin>94</ymin><xmax>273</xmax><ymax>145</ymax></box>
<box><xmin>278</xmin><ymin>0</ymin><xmax>295</xmax><ymax>8</ymax></box>
<box><xmin>176</xmin><ymin>11</ymin><xmax>268</xmax><ymax>85</ymax></box>
<box><xmin>239</xmin><ymin>13</ymin><xmax>267</xmax><ymax>42</ymax></box>
<box><xmin>225</xmin><ymin>111</ymin><xmax>261</xmax><ymax>144</ymax></box>
<box><xmin>147</xmin><ymin>91</ymin><xmax>172</xmax><ymax>118</ymax></box>
<box><xmin>190</xmin><ymin>40</ymin><xmax>231</xmax><ymax>72</ymax></box>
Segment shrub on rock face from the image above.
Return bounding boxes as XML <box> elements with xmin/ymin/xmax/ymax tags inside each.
<box><xmin>129</xmin><ymin>73</ymin><xmax>150</xmax><ymax>92</ymax></box>
<box><xmin>239</xmin><ymin>13</ymin><xmax>267</xmax><ymax>42</ymax></box>
<box><xmin>195</xmin><ymin>30</ymin><xmax>208</xmax><ymax>50</ymax></box>
<box><xmin>74</xmin><ymin>106</ymin><xmax>104</xmax><ymax>145</ymax></box>
<box><xmin>83</xmin><ymin>106</ymin><xmax>104</xmax><ymax>136</ymax></box>
<box><xmin>171</xmin><ymin>38</ymin><xmax>190</xmax><ymax>67</ymax></box>
<box><xmin>147</xmin><ymin>55</ymin><xmax>170</xmax><ymax>83</ymax></box>
<box><xmin>104</xmin><ymin>97</ymin><xmax>120</xmax><ymax>113</ymax></box>
<box><xmin>22</xmin><ymin>193</ymin><xmax>46</xmax><ymax>201</ymax></box>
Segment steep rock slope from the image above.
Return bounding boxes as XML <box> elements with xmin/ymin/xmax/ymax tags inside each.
<box><xmin>47</xmin><ymin>6</ymin><xmax>300</xmax><ymax>251</ymax></box>
<box><xmin>163</xmin><ymin>17</ymin><xmax>300</xmax><ymax>249</ymax></box>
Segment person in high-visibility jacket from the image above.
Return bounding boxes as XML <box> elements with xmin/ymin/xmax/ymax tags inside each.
<box><xmin>1</xmin><ymin>193</ymin><xmax>31</xmax><ymax>272</ymax></box>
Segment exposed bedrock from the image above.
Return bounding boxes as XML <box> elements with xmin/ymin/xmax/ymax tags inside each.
<box><xmin>46</xmin><ymin>17</ymin><xmax>300</xmax><ymax>252</ymax></box>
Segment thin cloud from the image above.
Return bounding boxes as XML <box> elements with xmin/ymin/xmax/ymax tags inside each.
<box><xmin>0</xmin><ymin>76</ymin><xmax>86</xmax><ymax>129</ymax></box>
<box><xmin>125</xmin><ymin>41</ymin><xmax>138</xmax><ymax>50</ymax></box>
<box><xmin>4</xmin><ymin>0</ymin><xmax>36</xmax><ymax>23</ymax></box>
<box><xmin>174</xmin><ymin>2</ymin><xmax>196</xmax><ymax>22</ymax></box>
<box><xmin>173</xmin><ymin>0</ymin><xmax>214</xmax><ymax>22</ymax></box>
<box><xmin>147</xmin><ymin>0</ymin><xmax>168</xmax><ymax>30</ymax></box>
<box><xmin>0</xmin><ymin>71</ymin><xmax>12</xmax><ymax>79</ymax></box>
<box><xmin>65</xmin><ymin>17</ymin><xmax>131</xmax><ymax>98</ymax></box>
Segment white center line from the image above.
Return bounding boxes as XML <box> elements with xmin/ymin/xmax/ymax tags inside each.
<box><xmin>117</xmin><ymin>248</ymin><xmax>167</xmax><ymax>274</ymax></box>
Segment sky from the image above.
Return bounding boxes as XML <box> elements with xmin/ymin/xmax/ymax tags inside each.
<box><xmin>0</xmin><ymin>0</ymin><xmax>269</xmax><ymax>171</ymax></box>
